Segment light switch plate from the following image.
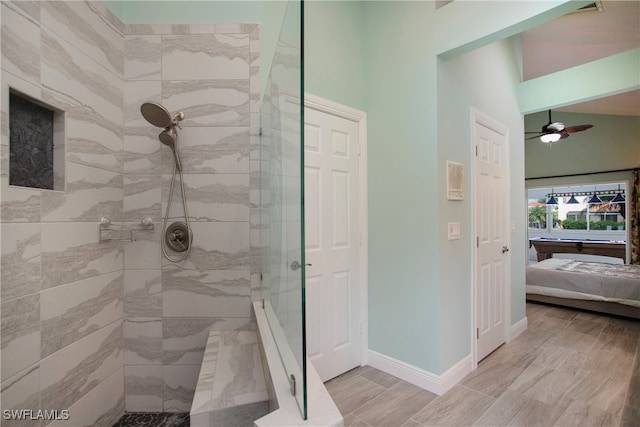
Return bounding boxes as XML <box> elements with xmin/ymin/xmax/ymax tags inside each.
<box><xmin>448</xmin><ymin>222</ymin><xmax>460</xmax><ymax>240</ymax></box>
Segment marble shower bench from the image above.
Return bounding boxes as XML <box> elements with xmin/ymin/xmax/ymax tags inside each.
<box><xmin>190</xmin><ymin>330</ymin><xmax>270</xmax><ymax>426</ymax></box>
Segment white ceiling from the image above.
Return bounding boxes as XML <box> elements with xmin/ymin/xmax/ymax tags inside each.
<box><xmin>522</xmin><ymin>1</ymin><xmax>640</xmax><ymax>116</ymax></box>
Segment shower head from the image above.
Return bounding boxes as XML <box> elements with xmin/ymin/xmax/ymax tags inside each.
<box><xmin>159</xmin><ymin>127</ymin><xmax>176</xmax><ymax>147</ymax></box>
<box><xmin>141</xmin><ymin>102</ymin><xmax>172</xmax><ymax>128</ymax></box>
<box><xmin>159</xmin><ymin>128</ymin><xmax>182</xmax><ymax>171</ymax></box>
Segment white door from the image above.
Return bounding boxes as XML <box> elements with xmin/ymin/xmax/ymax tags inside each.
<box><xmin>304</xmin><ymin>106</ymin><xmax>361</xmax><ymax>382</ymax></box>
<box><xmin>474</xmin><ymin>117</ymin><xmax>509</xmax><ymax>362</ymax></box>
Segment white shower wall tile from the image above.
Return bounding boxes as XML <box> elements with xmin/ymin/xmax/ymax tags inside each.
<box><xmin>124</xmin><ymin>318</ymin><xmax>163</xmax><ymax>365</ymax></box>
<box><xmin>40</xmin><ymin>320</ymin><xmax>123</xmax><ymax>412</ymax></box>
<box><xmin>0</xmin><ymin>182</ymin><xmax>41</xmax><ymax>223</ymax></box>
<box><xmin>41</xmin><ymin>1</ymin><xmax>124</xmax><ymax>77</ymax></box>
<box><xmin>161</xmin><ymin>34</ymin><xmax>250</xmax><ymax>80</ymax></box>
<box><xmin>124</xmin><ymin>174</ymin><xmax>162</xmax><ymax>222</ymax></box>
<box><xmin>48</xmin><ymin>368</ymin><xmax>124</xmax><ymax>427</ymax></box>
<box><xmin>124</xmin><ymin>224</ymin><xmax>162</xmax><ymax>270</ymax></box>
<box><xmin>6</xmin><ymin>0</ymin><xmax>40</xmax><ymax>21</ymax></box>
<box><xmin>119</xmin><ymin>21</ymin><xmax>260</xmax><ymax>415</ymax></box>
<box><xmin>125</xmin><ymin>24</ymin><xmax>173</xmax><ymax>36</ymax></box>
<box><xmin>65</xmin><ymin>106</ymin><xmax>123</xmax><ymax>174</ymax></box>
<box><xmin>161</xmin><ymin>173</ymin><xmax>249</xmax><ymax>222</ymax></box>
<box><xmin>162</xmin><ymin>317</ymin><xmax>251</xmax><ymax>366</ymax></box>
<box><xmin>123</xmin><ymin>80</ymin><xmax>161</xmax><ymax>127</ymax></box>
<box><xmin>0</xmin><ymin>364</ymin><xmax>41</xmax><ymax>427</ymax></box>
<box><xmin>163</xmin><ymin>365</ymin><xmax>201</xmax><ymax>412</ymax></box>
<box><xmin>161</xmin><ymin>126</ymin><xmax>250</xmax><ymax>174</ymax></box>
<box><xmin>124</xmin><ymin>365</ymin><xmax>163</xmax><ymax>411</ymax></box>
<box><xmin>125</xmin><ymin>35</ymin><xmax>162</xmax><ymax>81</ymax></box>
<box><xmin>124</xmin><ymin>269</ymin><xmax>162</xmax><ymax>317</ymax></box>
<box><xmin>124</xmin><ymin>128</ymin><xmax>165</xmax><ymax>174</ymax></box>
<box><xmin>161</xmin><ymin>222</ymin><xmax>250</xmax><ymax>271</ymax></box>
<box><xmin>40</xmin><ymin>222</ymin><xmax>124</xmax><ymax>290</ymax></box>
<box><xmin>162</xmin><ymin>80</ymin><xmax>250</xmax><ymax>127</ymax></box>
<box><xmin>1</xmin><ymin>2</ymin><xmax>40</xmax><ymax>86</ymax></box>
<box><xmin>0</xmin><ymin>222</ymin><xmax>40</xmax><ymax>301</ymax></box>
<box><xmin>40</xmin><ymin>271</ymin><xmax>123</xmax><ymax>358</ymax></box>
<box><xmin>214</xmin><ymin>24</ymin><xmax>244</xmax><ymax>34</ymax></box>
<box><xmin>41</xmin><ymin>162</ymin><xmax>123</xmax><ymax>222</ymax></box>
<box><xmin>162</xmin><ymin>269</ymin><xmax>251</xmax><ymax>318</ymax></box>
<box><xmin>41</xmin><ymin>28</ymin><xmax>122</xmax><ymax>125</ymax></box>
<box><xmin>0</xmin><ymin>294</ymin><xmax>40</xmax><ymax>381</ymax></box>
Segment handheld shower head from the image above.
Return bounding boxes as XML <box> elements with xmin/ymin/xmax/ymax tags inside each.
<box><xmin>159</xmin><ymin>128</ymin><xmax>182</xmax><ymax>171</ymax></box>
<box><xmin>159</xmin><ymin>127</ymin><xmax>176</xmax><ymax>147</ymax></box>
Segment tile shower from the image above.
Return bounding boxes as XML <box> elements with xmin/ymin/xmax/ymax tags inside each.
<box><xmin>0</xmin><ymin>1</ymin><xmax>261</xmax><ymax>425</ymax></box>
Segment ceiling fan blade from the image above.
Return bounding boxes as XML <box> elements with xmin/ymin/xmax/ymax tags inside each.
<box><xmin>559</xmin><ymin>131</ymin><xmax>570</xmax><ymax>139</ymax></box>
<box><xmin>525</xmin><ymin>131</ymin><xmax>544</xmax><ymax>134</ymax></box>
<box><xmin>525</xmin><ymin>134</ymin><xmax>544</xmax><ymax>140</ymax></box>
<box><xmin>564</xmin><ymin>124</ymin><xmax>593</xmax><ymax>133</ymax></box>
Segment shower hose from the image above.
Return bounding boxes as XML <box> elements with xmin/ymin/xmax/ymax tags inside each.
<box><xmin>161</xmin><ymin>134</ymin><xmax>192</xmax><ymax>262</ymax></box>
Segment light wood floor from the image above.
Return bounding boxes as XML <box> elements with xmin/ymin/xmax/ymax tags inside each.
<box><xmin>325</xmin><ymin>302</ymin><xmax>639</xmax><ymax>427</ymax></box>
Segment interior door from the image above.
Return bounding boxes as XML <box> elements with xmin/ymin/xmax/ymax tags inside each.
<box><xmin>474</xmin><ymin>118</ymin><xmax>509</xmax><ymax>362</ymax></box>
<box><xmin>304</xmin><ymin>106</ymin><xmax>361</xmax><ymax>382</ymax></box>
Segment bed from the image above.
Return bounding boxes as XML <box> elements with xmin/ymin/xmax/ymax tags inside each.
<box><xmin>526</xmin><ymin>258</ymin><xmax>640</xmax><ymax>319</ymax></box>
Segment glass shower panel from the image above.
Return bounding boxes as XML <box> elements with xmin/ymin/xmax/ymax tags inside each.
<box><xmin>259</xmin><ymin>0</ymin><xmax>306</xmax><ymax>419</ymax></box>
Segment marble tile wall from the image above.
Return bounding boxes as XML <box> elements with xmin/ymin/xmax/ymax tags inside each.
<box><xmin>123</xmin><ymin>23</ymin><xmax>260</xmax><ymax>412</ymax></box>
<box><xmin>0</xmin><ymin>1</ymin><xmax>125</xmax><ymax>426</ymax></box>
<box><xmin>1</xmin><ymin>1</ymin><xmax>261</xmax><ymax>420</ymax></box>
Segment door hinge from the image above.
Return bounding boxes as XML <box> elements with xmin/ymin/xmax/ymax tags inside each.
<box><xmin>259</xmin><ymin>127</ymin><xmax>262</xmax><ymax>136</ymax></box>
<box><xmin>477</xmin><ymin>328</ymin><xmax>479</xmax><ymax>340</ymax></box>
<box><xmin>475</xmin><ymin>145</ymin><xmax>478</xmax><ymax>156</ymax></box>
<box><xmin>477</xmin><ymin>236</ymin><xmax>479</xmax><ymax>248</ymax></box>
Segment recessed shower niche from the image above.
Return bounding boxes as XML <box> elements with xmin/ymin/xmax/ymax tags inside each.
<box><xmin>9</xmin><ymin>90</ymin><xmax>65</xmax><ymax>190</ymax></box>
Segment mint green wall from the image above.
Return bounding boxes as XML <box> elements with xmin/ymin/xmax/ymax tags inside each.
<box><xmin>519</xmin><ymin>49</ymin><xmax>640</xmax><ymax>114</ymax></box>
<box><xmin>304</xmin><ymin>1</ymin><xmax>366</xmax><ymax>110</ymax></box>
<box><xmin>363</xmin><ymin>1</ymin><xmax>441</xmax><ymax>372</ymax></box>
<box><xmin>437</xmin><ymin>37</ymin><xmax>525</xmax><ymax>368</ymax></box>
<box><xmin>361</xmin><ymin>1</ymin><xmax>579</xmax><ymax>374</ymax></box>
<box><xmin>526</xmin><ymin>111</ymin><xmax>640</xmax><ymax>179</ymax></box>
<box><xmin>433</xmin><ymin>0</ymin><xmax>592</xmax><ymax>58</ymax></box>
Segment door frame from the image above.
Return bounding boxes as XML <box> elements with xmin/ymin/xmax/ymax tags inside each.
<box><xmin>304</xmin><ymin>93</ymin><xmax>369</xmax><ymax>365</ymax></box>
<box><xmin>470</xmin><ymin>107</ymin><xmax>512</xmax><ymax>369</ymax></box>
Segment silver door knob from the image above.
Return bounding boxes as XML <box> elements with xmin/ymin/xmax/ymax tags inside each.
<box><xmin>502</xmin><ymin>246</ymin><xmax>510</xmax><ymax>254</ymax></box>
<box><xmin>290</xmin><ymin>261</ymin><xmax>312</xmax><ymax>271</ymax></box>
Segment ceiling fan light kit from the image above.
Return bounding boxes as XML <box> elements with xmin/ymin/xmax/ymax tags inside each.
<box><xmin>540</xmin><ymin>133</ymin><xmax>561</xmax><ymax>143</ymax></box>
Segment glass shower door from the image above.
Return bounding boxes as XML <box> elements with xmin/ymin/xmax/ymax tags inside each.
<box><xmin>259</xmin><ymin>0</ymin><xmax>306</xmax><ymax>418</ymax></box>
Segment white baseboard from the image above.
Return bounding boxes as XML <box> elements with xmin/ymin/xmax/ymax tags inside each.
<box><xmin>509</xmin><ymin>316</ymin><xmax>528</xmax><ymax>341</ymax></box>
<box><xmin>367</xmin><ymin>350</ymin><xmax>472</xmax><ymax>396</ymax></box>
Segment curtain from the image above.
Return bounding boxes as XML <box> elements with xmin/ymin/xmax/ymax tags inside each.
<box><xmin>631</xmin><ymin>169</ymin><xmax>640</xmax><ymax>264</ymax></box>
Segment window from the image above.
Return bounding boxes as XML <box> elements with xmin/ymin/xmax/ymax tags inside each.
<box><xmin>527</xmin><ymin>183</ymin><xmax>627</xmax><ymax>233</ymax></box>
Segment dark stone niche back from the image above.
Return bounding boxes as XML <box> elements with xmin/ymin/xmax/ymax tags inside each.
<box><xmin>9</xmin><ymin>92</ymin><xmax>55</xmax><ymax>190</ymax></box>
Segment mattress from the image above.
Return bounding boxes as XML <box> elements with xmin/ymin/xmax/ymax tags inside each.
<box><xmin>526</xmin><ymin>258</ymin><xmax>640</xmax><ymax>308</ymax></box>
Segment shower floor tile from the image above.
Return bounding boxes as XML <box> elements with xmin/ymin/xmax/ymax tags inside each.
<box><xmin>112</xmin><ymin>412</ymin><xmax>189</xmax><ymax>427</ymax></box>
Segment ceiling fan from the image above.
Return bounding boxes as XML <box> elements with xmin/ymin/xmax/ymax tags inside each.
<box><xmin>525</xmin><ymin>110</ymin><xmax>593</xmax><ymax>143</ymax></box>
